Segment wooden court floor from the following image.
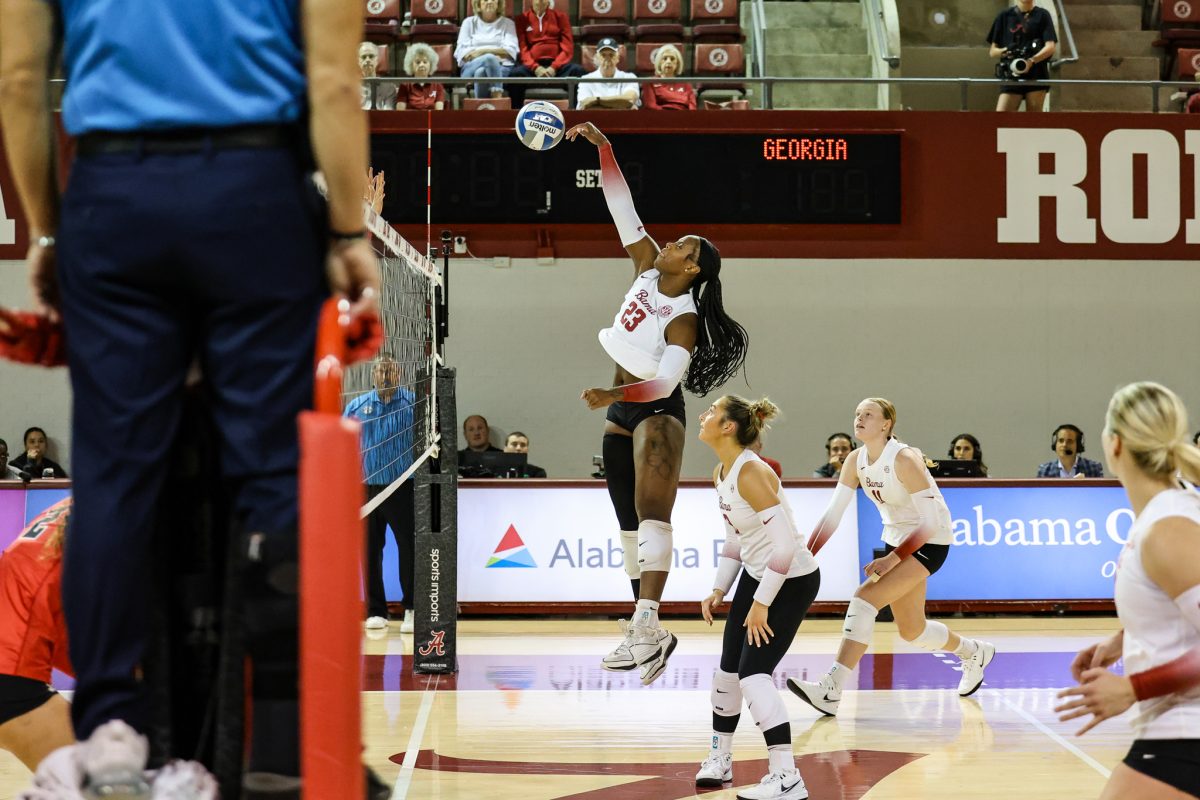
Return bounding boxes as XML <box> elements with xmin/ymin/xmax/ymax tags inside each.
<box><xmin>0</xmin><ymin>617</ymin><xmax>1131</xmax><ymax>799</ymax></box>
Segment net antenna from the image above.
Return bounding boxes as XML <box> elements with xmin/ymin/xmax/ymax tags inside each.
<box><xmin>352</xmin><ymin>172</ymin><xmax>446</xmax><ymax>520</ymax></box>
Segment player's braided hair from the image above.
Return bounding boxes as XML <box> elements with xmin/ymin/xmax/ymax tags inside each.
<box><xmin>684</xmin><ymin>238</ymin><xmax>748</xmax><ymax>396</ymax></box>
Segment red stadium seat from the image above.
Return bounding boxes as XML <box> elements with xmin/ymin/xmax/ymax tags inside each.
<box><xmin>581</xmin><ymin>43</ymin><xmax>630</xmax><ymax>70</ymax></box>
<box><xmin>427</xmin><ymin>43</ymin><xmax>457</xmax><ymax>75</ymax></box>
<box><xmin>364</xmin><ymin>0</ymin><xmax>403</xmax><ymax>42</ymax></box>
<box><xmin>579</xmin><ymin>0</ymin><xmax>633</xmax><ymax>43</ymax></box>
<box><xmin>634</xmin><ymin>0</ymin><xmax>685</xmax><ymax>41</ymax></box>
<box><xmin>1164</xmin><ymin>0</ymin><xmax>1200</xmax><ymax>24</ymax></box>
<box><xmin>690</xmin><ymin>0</ymin><xmax>742</xmax><ymax>42</ymax></box>
<box><xmin>693</xmin><ymin>42</ymin><xmax>744</xmax><ymax>95</ymax></box>
<box><xmin>1176</xmin><ymin>47</ymin><xmax>1200</xmax><ymax>79</ymax></box>
<box><xmin>635</xmin><ymin>41</ymin><xmax>685</xmax><ymax>75</ymax></box>
<box><xmin>410</xmin><ymin>0</ymin><xmax>461</xmax><ymax>42</ymax></box>
<box><xmin>461</xmin><ymin>97</ymin><xmax>514</xmax><ymax>109</ymax></box>
<box><xmin>543</xmin><ymin>97</ymin><xmax>570</xmax><ymax>110</ymax></box>
<box><xmin>370</xmin><ymin>43</ymin><xmax>393</xmax><ymax>75</ymax></box>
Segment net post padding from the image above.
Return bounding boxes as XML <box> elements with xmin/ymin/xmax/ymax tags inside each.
<box><xmin>300</xmin><ymin>299</ymin><xmax>365</xmax><ymax>800</ymax></box>
<box><xmin>413</xmin><ymin>366</ymin><xmax>459</xmax><ymax>674</ymax></box>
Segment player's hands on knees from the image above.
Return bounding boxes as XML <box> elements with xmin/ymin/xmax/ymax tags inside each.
<box><xmin>701</xmin><ymin>590</ymin><xmax>726</xmax><ymax>625</ymax></box>
<box><xmin>1054</xmin><ymin>670</ymin><xmax>1136</xmax><ymax>736</ymax></box>
<box><xmin>326</xmin><ymin>238</ymin><xmax>382</xmax><ymax>318</ymax></box>
<box><xmin>863</xmin><ymin>552</ymin><xmax>899</xmax><ymax>582</ymax></box>
<box><xmin>1069</xmin><ymin>632</ymin><xmax>1123</xmax><ymax>683</ymax></box>
<box><xmin>743</xmin><ymin>601</ymin><xmax>773</xmax><ymax>647</ymax></box>
<box><xmin>581</xmin><ymin>387</ymin><xmax>620</xmax><ymax>410</ymax></box>
<box><xmin>565</xmin><ymin>122</ymin><xmax>608</xmax><ymax>147</ymax></box>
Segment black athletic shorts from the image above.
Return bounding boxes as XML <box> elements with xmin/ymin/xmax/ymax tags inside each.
<box><xmin>1000</xmin><ymin>83</ymin><xmax>1049</xmax><ymax>96</ymax></box>
<box><xmin>1123</xmin><ymin>739</ymin><xmax>1200</xmax><ymax>797</ymax></box>
<box><xmin>884</xmin><ymin>542</ymin><xmax>950</xmax><ymax>577</ymax></box>
<box><xmin>605</xmin><ymin>384</ymin><xmax>687</xmax><ymax>432</ymax></box>
<box><xmin>0</xmin><ymin>674</ymin><xmax>56</xmax><ymax>726</ymax></box>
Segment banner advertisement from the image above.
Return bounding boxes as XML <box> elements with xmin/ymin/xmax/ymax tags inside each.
<box><xmin>856</xmin><ymin>484</ymin><xmax>1132</xmax><ymax>601</ymax></box>
<box><xmin>455</xmin><ymin>484</ymin><xmax>862</xmax><ymax>603</ymax></box>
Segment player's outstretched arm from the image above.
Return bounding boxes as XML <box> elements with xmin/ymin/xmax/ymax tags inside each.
<box><xmin>807</xmin><ymin>452</ymin><xmax>858</xmax><ymax>556</ymax></box>
<box><xmin>565</xmin><ymin>122</ymin><xmax>659</xmax><ymax>275</ymax></box>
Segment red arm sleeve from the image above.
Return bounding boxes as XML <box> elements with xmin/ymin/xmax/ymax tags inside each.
<box><xmin>1131</xmin><ymin>648</ymin><xmax>1200</xmax><ymax>701</ymax></box>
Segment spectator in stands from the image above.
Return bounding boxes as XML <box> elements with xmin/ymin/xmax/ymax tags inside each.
<box><xmin>1194</xmin><ymin>430</ymin><xmax>1200</xmax><ymax>446</ymax></box>
<box><xmin>987</xmin><ymin>0</ymin><xmax>1057</xmax><ymax>112</ymax></box>
<box><xmin>813</xmin><ymin>432</ymin><xmax>854</xmax><ymax>478</ymax></box>
<box><xmin>359</xmin><ymin>41</ymin><xmax>398</xmax><ymax>110</ymax></box>
<box><xmin>948</xmin><ymin>433</ymin><xmax>989</xmax><ymax>477</ymax></box>
<box><xmin>504</xmin><ymin>431</ymin><xmax>548</xmax><ymax>478</ymax></box>
<box><xmin>11</xmin><ymin>427</ymin><xmax>67</xmax><ymax>479</ymax></box>
<box><xmin>508</xmin><ymin>0</ymin><xmax>587</xmax><ymax>107</ymax></box>
<box><xmin>343</xmin><ymin>352</ymin><xmax>417</xmax><ymax>634</ymax></box>
<box><xmin>397</xmin><ymin>42</ymin><xmax>447</xmax><ymax>111</ymax></box>
<box><xmin>747</xmin><ymin>433</ymin><xmax>782</xmax><ymax>478</ymax></box>
<box><xmin>0</xmin><ymin>439</ymin><xmax>28</xmax><ymax>480</ymax></box>
<box><xmin>1037</xmin><ymin>423</ymin><xmax>1104</xmax><ymax>477</ymax></box>
<box><xmin>641</xmin><ymin>44</ymin><xmax>696</xmax><ymax>111</ymax></box>
<box><xmin>459</xmin><ymin>414</ymin><xmax>501</xmax><ymax>460</ymax></box>
<box><xmin>577</xmin><ymin>37</ymin><xmax>639</xmax><ymax>110</ymax></box>
<box><xmin>455</xmin><ymin>0</ymin><xmax>519</xmax><ymax>99</ymax></box>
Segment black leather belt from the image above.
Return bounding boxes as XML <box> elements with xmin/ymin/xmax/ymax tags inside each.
<box><xmin>76</xmin><ymin>124</ymin><xmax>295</xmax><ymax>156</ymax></box>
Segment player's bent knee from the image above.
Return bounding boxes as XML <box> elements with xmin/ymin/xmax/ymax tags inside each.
<box><xmin>842</xmin><ymin>596</ymin><xmax>878</xmax><ymax>645</ymax></box>
<box><xmin>620</xmin><ymin>530</ymin><xmax>640</xmax><ymax>579</ymax></box>
<box><xmin>636</xmin><ymin>519</ymin><xmax>673</xmax><ymax>573</ymax></box>
<box><xmin>909</xmin><ymin>620</ymin><xmax>950</xmax><ymax>651</ymax></box>
<box><xmin>711</xmin><ymin>670</ymin><xmax>742</xmax><ymax>716</ymax></box>
<box><xmin>738</xmin><ymin>673</ymin><xmax>788</xmax><ymax>732</ymax></box>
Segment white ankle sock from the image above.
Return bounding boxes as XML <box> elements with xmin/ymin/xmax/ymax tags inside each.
<box><xmin>635</xmin><ymin>598</ymin><xmax>660</xmax><ymax>629</ymax></box>
<box><xmin>954</xmin><ymin>637</ymin><xmax>979</xmax><ymax>659</ymax></box>
<box><xmin>711</xmin><ymin>732</ymin><xmax>734</xmax><ymax>756</ymax></box>
<box><xmin>827</xmin><ymin>662</ymin><xmax>851</xmax><ymax>688</ymax></box>
<box><xmin>767</xmin><ymin>744</ymin><xmax>794</xmax><ymax>773</ymax></box>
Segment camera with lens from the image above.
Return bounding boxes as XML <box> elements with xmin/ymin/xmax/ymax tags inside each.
<box><xmin>996</xmin><ymin>38</ymin><xmax>1043</xmax><ymax>81</ymax></box>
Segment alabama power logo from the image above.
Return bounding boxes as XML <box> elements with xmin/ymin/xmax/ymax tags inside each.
<box><xmin>486</xmin><ymin>524</ymin><xmax>537</xmax><ymax>568</ymax></box>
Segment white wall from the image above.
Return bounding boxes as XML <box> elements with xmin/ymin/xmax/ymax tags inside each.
<box><xmin>447</xmin><ymin>257</ymin><xmax>1200</xmax><ymax>478</ymax></box>
<box><xmin>5</xmin><ymin>256</ymin><xmax>1199</xmax><ymax>479</ymax></box>
<box><xmin>0</xmin><ymin>260</ymin><xmax>72</xmax><ymax>469</ymax></box>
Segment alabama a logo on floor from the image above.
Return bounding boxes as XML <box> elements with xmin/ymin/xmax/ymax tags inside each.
<box><xmin>487</xmin><ymin>524</ymin><xmax>537</xmax><ymax>568</ymax></box>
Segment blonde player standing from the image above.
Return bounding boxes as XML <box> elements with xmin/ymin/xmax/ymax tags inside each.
<box><xmin>694</xmin><ymin>396</ymin><xmax>819</xmax><ymax>800</ymax></box>
<box><xmin>1056</xmin><ymin>382</ymin><xmax>1200</xmax><ymax>800</ymax></box>
<box><xmin>565</xmin><ymin>121</ymin><xmax>749</xmax><ymax>685</ymax></box>
<box><xmin>789</xmin><ymin>397</ymin><xmax>994</xmax><ymax>715</ymax></box>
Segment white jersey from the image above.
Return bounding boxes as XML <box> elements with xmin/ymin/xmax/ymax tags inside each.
<box><xmin>717</xmin><ymin>450</ymin><xmax>818</xmax><ymax>581</ymax></box>
<box><xmin>598</xmin><ymin>269</ymin><xmax>697</xmax><ymax>380</ymax></box>
<box><xmin>856</xmin><ymin>438</ymin><xmax>953</xmax><ymax>547</ymax></box>
<box><xmin>1115</xmin><ymin>487</ymin><xmax>1200</xmax><ymax>739</ymax></box>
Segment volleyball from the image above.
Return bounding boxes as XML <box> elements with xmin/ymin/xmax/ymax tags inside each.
<box><xmin>515</xmin><ymin>101</ymin><xmax>566</xmax><ymax>151</ymax></box>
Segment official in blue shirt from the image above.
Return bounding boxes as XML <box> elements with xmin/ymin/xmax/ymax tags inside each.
<box><xmin>344</xmin><ymin>354</ymin><xmax>418</xmax><ymax>630</ymax></box>
<box><xmin>1</xmin><ymin>0</ymin><xmax>381</xmax><ymax>793</ymax></box>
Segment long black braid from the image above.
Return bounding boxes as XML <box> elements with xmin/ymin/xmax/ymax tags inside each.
<box><xmin>683</xmin><ymin>238</ymin><xmax>748</xmax><ymax>396</ymax></box>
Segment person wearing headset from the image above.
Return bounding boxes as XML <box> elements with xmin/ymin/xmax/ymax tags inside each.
<box><xmin>813</xmin><ymin>433</ymin><xmax>855</xmax><ymax>478</ymax></box>
<box><xmin>948</xmin><ymin>433</ymin><xmax>988</xmax><ymax>477</ymax></box>
<box><xmin>1037</xmin><ymin>424</ymin><xmax>1104</xmax><ymax>478</ymax></box>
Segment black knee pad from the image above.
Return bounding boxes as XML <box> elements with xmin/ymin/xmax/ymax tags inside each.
<box><xmin>603</xmin><ymin>433</ymin><xmax>638</xmax><ymax>531</ymax></box>
<box><xmin>241</xmin><ymin>530</ymin><xmax>298</xmax><ymax>698</ymax></box>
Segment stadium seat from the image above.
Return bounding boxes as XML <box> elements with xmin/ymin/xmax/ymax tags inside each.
<box><xmin>690</xmin><ymin>0</ymin><xmax>742</xmax><ymax>43</ymax></box>
<box><xmin>461</xmin><ymin>97</ymin><xmax>514</xmax><ymax>109</ymax></box>
<box><xmin>410</xmin><ymin>0</ymin><xmax>461</xmax><ymax>43</ymax></box>
<box><xmin>634</xmin><ymin>0</ymin><xmax>685</xmax><ymax>41</ymax></box>
<box><xmin>428</xmin><ymin>43</ymin><xmax>457</xmax><ymax>75</ymax></box>
<box><xmin>376</xmin><ymin>43</ymin><xmax>394</xmax><ymax>75</ymax></box>
<box><xmin>364</xmin><ymin>0</ymin><xmax>403</xmax><ymax>42</ymax></box>
<box><xmin>693</xmin><ymin>41</ymin><xmax>744</xmax><ymax>97</ymax></box>
<box><xmin>579</xmin><ymin>0</ymin><xmax>633</xmax><ymax>43</ymax></box>
<box><xmin>581</xmin><ymin>43</ymin><xmax>630</xmax><ymax>70</ymax></box>
<box><xmin>1175</xmin><ymin>47</ymin><xmax>1200</xmax><ymax>79</ymax></box>
<box><xmin>635</xmin><ymin>41</ymin><xmax>685</xmax><ymax>75</ymax></box>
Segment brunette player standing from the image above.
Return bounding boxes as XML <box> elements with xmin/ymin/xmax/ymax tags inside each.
<box><xmin>564</xmin><ymin>121</ymin><xmax>749</xmax><ymax>686</ymax></box>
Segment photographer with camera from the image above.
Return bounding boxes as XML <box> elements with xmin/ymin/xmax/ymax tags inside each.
<box><xmin>987</xmin><ymin>0</ymin><xmax>1057</xmax><ymax>112</ymax></box>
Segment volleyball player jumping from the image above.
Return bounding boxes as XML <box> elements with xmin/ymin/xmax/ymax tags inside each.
<box><xmin>789</xmin><ymin>398</ymin><xmax>994</xmax><ymax>715</ymax></box>
<box><xmin>695</xmin><ymin>396</ymin><xmax>819</xmax><ymax>800</ymax></box>
<box><xmin>1056</xmin><ymin>382</ymin><xmax>1200</xmax><ymax>800</ymax></box>
<box><xmin>564</xmin><ymin>121</ymin><xmax>749</xmax><ymax>686</ymax></box>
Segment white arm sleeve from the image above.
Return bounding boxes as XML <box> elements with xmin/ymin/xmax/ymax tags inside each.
<box><xmin>752</xmin><ymin>505</ymin><xmax>797</xmax><ymax>606</ymax></box>
<box><xmin>598</xmin><ymin>143</ymin><xmax>647</xmax><ymax>246</ymax></box>
<box><xmin>713</xmin><ymin>518</ymin><xmax>742</xmax><ymax>595</ymax></box>
<box><xmin>807</xmin><ymin>481</ymin><xmax>854</xmax><ymax>555</ymax></box>
<box><xmin>619</xmin><ymin>345</ymin><xmax>691</xmax><ymax>403</ymax></box>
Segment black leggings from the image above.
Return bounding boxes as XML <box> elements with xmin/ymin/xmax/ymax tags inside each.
<box><xmin>720</xmin><ymin>569</ymin><xmax>821</xmax><ymax>678</ymax></box>
<box><xmin>603</xmin><ymin>433</ymin><xmax>638</xmax><ymax>532</ymax></box>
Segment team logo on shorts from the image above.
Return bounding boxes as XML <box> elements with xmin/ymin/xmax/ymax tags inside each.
<box><xmin>708</xmin><ymin>47</ymin><xmax>730</xmax><ymax>68</ymax></box>
<box><xmin>367</xmin><ymin>0</ymin><xmax>386</xmax><ymax>13</ymax></box>
<box><xmin>705</xmin><ymin>0</ymin><xmax>724</xmax><ymax>14</ymax></box>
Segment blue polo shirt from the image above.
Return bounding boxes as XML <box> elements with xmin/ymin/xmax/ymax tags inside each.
<box><xmin>50</xmin><ymin>0</ymin><xmax>307</xmax><ymax>135</ymax></box>
<box><xmin>343</xmin><ymin>388</ymin><xmax>417</xmax><ymax>486</ymax></box>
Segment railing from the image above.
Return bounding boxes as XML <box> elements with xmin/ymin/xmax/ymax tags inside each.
<box><xmin>864</xmin><ymin>0</ymin><xmax>900</xmax><ymax>69</ymax></box>
<box><xmin>1051</xmin><ymin>0</ymin><xmax>1080</xmax><ymax>66</ymax></box>
<box><xmin>749</xmin><ymin>0</ymin><xmax>770</xmax><ymax>109</ymax></box>
<box><xmin>363</xmin><ymin>75</ymin><xmax>1197</xmax><ymax>113</ymax></box>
